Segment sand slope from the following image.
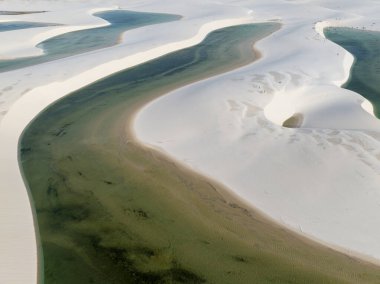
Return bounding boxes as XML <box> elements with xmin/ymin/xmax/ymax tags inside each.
<box><xmin>0</xmin><ymin>0</ymin><xmax>253</xmax><ymax>283</ymax></box>
<box><xmin>135</xmin><ymin>0</ymin><xmax>380</xmax><ymax>263</ymax></box>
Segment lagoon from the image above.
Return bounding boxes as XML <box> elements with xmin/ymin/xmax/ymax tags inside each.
<box><xmin>325</xmin><ymin>27</ymin><xmax>380</xmax><ymax>118</ymax></box>
<box><xmin>0</xmin><ymin>10</ymin><xmax>180</xmax><ymax>72</ymax></box>
<box><xmin>0</xmin><ymin>21</ymin><xmax>58</xmax><ymax>32</ymax></box>
<box><xmin>19</xmin><ymin>22</ymin><xmax>380</xmax><ymax>283</ymax></box>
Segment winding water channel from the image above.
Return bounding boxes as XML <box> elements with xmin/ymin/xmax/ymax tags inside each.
<box><xmin>19</xmin><ymin>22</ymin><xmax>380</xmax><ymax>283</ymax></box>
<box><xmin>0</xmin><ymin>10</ymin><xmax>180</xmax><ymax>73</ymax></box>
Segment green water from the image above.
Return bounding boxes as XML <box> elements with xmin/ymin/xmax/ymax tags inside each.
<box><xmin>0</xmin><ymin>21</ymin><xmax>59</xmax><ymax>32</ymax></box>
<box><xmin>0</xmin><ymin>10</ymin><xmax>180</xmax><ymax>73</ymax></box>
<box><xmin>20</xmin><ymin>23</ymin><xmax>279</xmax><ymax>284</ymax></box>
<box><xmin>20</xmin><ymin>22</ymin><xmax>380</xmax><ymax>284</ymax></box>
<box><xmin>325</xmin><ymin>27</ymin><xmax>380</xmax><ymax>118</ymax></box>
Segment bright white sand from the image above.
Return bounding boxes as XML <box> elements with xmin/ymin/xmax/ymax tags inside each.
<box><xmin>2</xmin><ymin>0</ymin><xmax>380</xmax><ymax>283</ymax></box>
<box><xmin>135</xmin><ymin>0</ymin><xmax>380</xmax><ymax>263</ymax></box>
<box><xmin>0</xmin><ymin>3</ymin><xmax>118</xmax><ymax>59</ymax></box>
<box><xmin>0</xmin><ymin>0</ymin><xmax>253</xmax><ymax>283</ymax></box>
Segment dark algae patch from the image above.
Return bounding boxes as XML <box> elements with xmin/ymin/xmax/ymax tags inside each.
<box><xmin>325</xmin><ymin>27</ymin><xmax>380</xmax><ymax>118</ymax></box>
<box><xmin>46</xmin><ymin>235</ymin><xmax>205</xmax><ymax>284</ymax></box>
<box><xmin>0</xmin><ymin>11</ymin><xmax>47</xmax><ymax>15</ymax></box>
<box><xmin>20</xmin><ymin>23</ymin><xmax>380</xmax><ymax>283</ymax></box>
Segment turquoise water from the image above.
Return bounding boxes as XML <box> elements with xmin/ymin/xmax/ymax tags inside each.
<box><xmin>0</xmin><ymin>21</ymin><xmax>59</xmax><ymax>32</ymax></box>
<box><xmin>20</xmin><ymin>23</ymin><xmax>279</xmax><ymax>283</ymax></box>
<box><xmin>0</xmin><ymin>10</ymin><xmax>180</xmax><ymax>73</ymax></box>
<box><xmin>325</xmin><ymin>27</ymin><xmax>380</xmax><ymax>118</ymax></box>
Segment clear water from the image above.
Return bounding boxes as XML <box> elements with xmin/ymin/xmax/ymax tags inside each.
<box><xmin>0</xmin><ymin>21</ymin><xmax>59</xmax><ymax>32</ymax></box>
<box><xmin>325</xmin><ymin>27</ymin><xmax>380</xmax><ymax>118</ymax></box>
<box><xmin>0</xmin><ymin>10</ymin><xmax>180</xmax><ymax>73</ymax></box>
<box><xmin>20</xmin><ymin>23</ymin><xmax>279</xmax><ymax>283</ymax></box>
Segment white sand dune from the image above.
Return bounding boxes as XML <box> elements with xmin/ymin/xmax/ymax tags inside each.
<box><xmin>135</xmin><ymin>0</ymin><xmax>380</xmax><ymax>263</ymax></box>
<box><xmin>2</xmin><ymin>0</ymin><xmax>380</xmax><ymax>283</ymax></box>
<box><xmin>0</xmin><ymin>0</ymin><xmax>253</xmax><ymax>283</ymax></box>
<box><xmin>0</xmin><ymin>2</ymin><xmax>117</xmax><ymax>59</ymax></box>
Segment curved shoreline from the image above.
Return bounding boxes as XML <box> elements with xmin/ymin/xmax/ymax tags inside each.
<box><xmin>318</xmin><ymin>23</ymin><xmax>377</xmax><ymax>118</ymax></box>
<box><xmin>0</xmin><ymin>16</ymin><xmax>253</xmax><ymax>284</ymax></box>
<box><xmin>315</xmin><ymin>21</ymin><xmax>354</xmax><ymax>87</ymax></box>
<box><xmin>0</xmin><ymin>7</ymin><xmax>116</xmax><ymax>60</ymax></box>
<box><xmin>20</xmin><ymin>23</ymin><xmax>280</xmax><ymax>282</ymax></box>
<box><xmin>134</xmin><ymin>81</ymin><xmax>380</xmax><ymax>268</ymax></box>
<box><xmin>325</xmin><ymin>26</ymin><xmax>380</xmax><ymax>118</ymax></box>
<box><xmin>134</xmin><ymin>3</ymin><xmax>380</xmax><ymax>272</ymax></box>
<box><xmin>134</xmin><ymin>134</ymin><xmax>380</xmax><ymax>268</ymax></box>
<box><xmin>0</xmin><ymin>10</ymin><xmax>182</xmax><ymax>72</ymax></box>
<box><xmin>20</xmin><ymin>21</ymin><xmax>380</xmax><ymax>283</ymax></box>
